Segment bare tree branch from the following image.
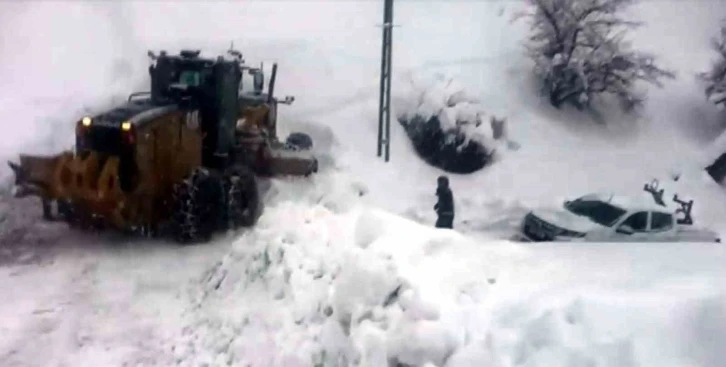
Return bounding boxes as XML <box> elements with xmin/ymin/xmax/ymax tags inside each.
<box><xmin>533</xmin><ymin>0</ymin><xmax>563</xmax><ymax>47</ymax></box>
<box><xmin>516</xmin><ymin>0</ymin><xmax>674</xmax><ymax>113</ymax></box>
<box><xmin>701</xmin><ymin>19</ymin><xmax>726</xmax><ymax>108</ymax></box>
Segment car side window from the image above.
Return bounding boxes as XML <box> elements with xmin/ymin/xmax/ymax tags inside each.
<box><xmin>650</xmin><ymin>212</ymin><xmax>674</xmax><ymax>231</ymax></box>
<box><xmin>621</xmin><ymin>211</ymin><xmax>648</xmax><ymax>232</ymax></box>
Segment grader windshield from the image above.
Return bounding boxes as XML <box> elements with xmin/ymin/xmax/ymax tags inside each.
<box><xmin>178</xmin><ymin>70</ymin><xmax>203</xmax><ymax>87</ymax></box>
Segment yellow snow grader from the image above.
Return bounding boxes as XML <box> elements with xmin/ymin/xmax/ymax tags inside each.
<box><xmin>7</xmin><ymin>49</ymin><xmax>318</xmax><ymax>243</ymax></box>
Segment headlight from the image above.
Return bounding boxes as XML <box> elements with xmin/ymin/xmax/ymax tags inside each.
<box><xmin>81</xmin><ymin>116</ymin><xmax>92</xmax><ymax>127</ymax></box>
<box><xmin>121</xmin><ymin>121</ymin><xmax>132</xmax><ymax>131</ymax></box>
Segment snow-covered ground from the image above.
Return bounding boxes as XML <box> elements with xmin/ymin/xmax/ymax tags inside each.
<box><xmin>2</xmin><ymin>1</ymin><xmax>726</xmax><ymax>366</ymax></box>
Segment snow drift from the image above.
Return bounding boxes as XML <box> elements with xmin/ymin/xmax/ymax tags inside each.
<box><xmin>154</xmin><ymin>194</ymin><xmax>726</xmax><ymax>367</ymax></box>
<box><xmin>162</xmin><ymin>199</ymin><xmax>498</xmax><ymax>366</ymax></box>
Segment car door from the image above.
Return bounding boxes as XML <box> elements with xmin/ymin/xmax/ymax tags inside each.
<box><xmin>611</xmin><ymin>211</ymin><xmax>651</xmax><ymax>242</ymax></box>
<box><xmin>647</xmin><ymin>211</ymin><xmax>677</xmax><ymax>242</ymax></box>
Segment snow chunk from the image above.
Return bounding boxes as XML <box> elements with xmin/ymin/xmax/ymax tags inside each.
<box><xmin>387</xmin><ymin>317</ymin><xmax>459</xmax><ymax>367</ymax></box>
<box><xmin>331</xmin><ymin>249</ymin><xmax>403</xmax><ymax>333</ymax></box>
<box><xmin>399</xmin><ymin>288</ymin><xmax>440</xmax><ymax>322</ymax></box>
<box><xmin>445</xmin><ymin>335</ymin><xmax>504</xmax><ymax>367</ymax></box>
<box><xmin>353</xmin><ymin>209</ymin><xmax>386</xmax><ymax>249</ymax></box>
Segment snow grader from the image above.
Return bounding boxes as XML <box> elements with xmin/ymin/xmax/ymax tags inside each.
<box><xmin>6</xmin><ymin>49</ymin><xmax>318</xmax><ymax>243</ymax></box>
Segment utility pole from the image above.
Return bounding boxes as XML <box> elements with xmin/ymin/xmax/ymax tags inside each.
<box><xmin>377</xmin><ymin>0</ymin><xmax>394</xmax><ymax>162</ymax></box>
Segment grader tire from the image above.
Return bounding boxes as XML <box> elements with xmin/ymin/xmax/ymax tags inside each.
<box><xmin>224</xmin><ymin>166</ymin><xmax>262</xmax><ymax>229</ymax></box>
<box><xmin>170</xmin><ymin>168</ymin><xmax>225</xmax><ymax>244</ymax></box>
<box><xmin>285</xmin><ymin>132</ymin><xmax>313</xmax><ymax>151</ymax></box>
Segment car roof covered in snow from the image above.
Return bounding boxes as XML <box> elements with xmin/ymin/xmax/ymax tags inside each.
<box><xmin>575</xmin><ymin>192</ymin><xmax>677</xmax><ymax>213</ymax></box>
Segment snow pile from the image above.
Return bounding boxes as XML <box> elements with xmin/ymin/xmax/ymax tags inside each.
<box><xmin>162</xmin><ymin>199</ymin><xmax>504</xmax><ymax>366</ymax></box>
<box><xmin>156</xmin><ymin>195</ymin><xmax>726</xmax><ymax>367</ymax></box>
<box><xmin>393</xmin><ymin>72</ymin><xmax>516</xmax><ymax>174</ymax></box>
<box><xmin>480</xmin><ymin>300</ymin><xmax>638</xmax><ymax>367</ymax></box>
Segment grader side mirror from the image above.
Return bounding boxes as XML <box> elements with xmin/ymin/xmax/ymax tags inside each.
<box><xmin>280</xmin><ymin>96</ymin><xmax>295</xmax><ymax>105</ymax></box>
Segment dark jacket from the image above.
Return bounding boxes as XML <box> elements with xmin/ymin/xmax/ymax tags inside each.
<box><xmin>434</xmin><ymin>176</ymin><xmax>454</xmax><ymax>215</ymax></box>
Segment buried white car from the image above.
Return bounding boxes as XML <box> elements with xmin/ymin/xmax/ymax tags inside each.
<box><xmin>516</xmin><ymin>190</ymin><xmax>721</xmax><ymax>243</ymax></box>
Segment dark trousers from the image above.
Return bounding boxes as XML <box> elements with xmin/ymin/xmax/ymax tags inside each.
<box><xmin>42</xmin><ymin>198</ymin><xmax>53</xmax><ymax>220</ymax></box>
<box><xmin>436</xmin><ymin>213</ymin><xmax>454</xmax><ymax>229</ymax></box>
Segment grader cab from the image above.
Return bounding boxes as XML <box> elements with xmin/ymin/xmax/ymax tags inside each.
<box><xmin>7</xmin><ymin>48</ymin><xmax>318</xmax><ymax>243</ymax></box>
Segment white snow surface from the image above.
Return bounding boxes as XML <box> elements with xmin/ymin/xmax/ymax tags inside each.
<box><xmin>2</xmin><ymin>1</ymin><xmax>726</xmax><ymax>366</ymax></box>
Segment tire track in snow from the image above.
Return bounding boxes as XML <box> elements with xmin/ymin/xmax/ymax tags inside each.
<box><xmin>0</xmin><ymin>195</ymin><xmax>224</xmax><ymax>366</ymax></box>
<box><xmin>1</xmin><ymin>257</ymin><xmax>101</xmax><ymax>366</ymax></box>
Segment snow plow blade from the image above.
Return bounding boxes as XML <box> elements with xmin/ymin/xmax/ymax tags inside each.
<box><xmin>7</xmin><ymin>151</ymin><xmax>131</xmax><ymax>229</ymax></box>
<box><xmin>8</xmin><ymin>152</ymin><xmax>75</xmax><ymax>200</ymax></box>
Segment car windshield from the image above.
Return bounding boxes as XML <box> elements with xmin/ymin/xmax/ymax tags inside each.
<box><xmin>564</xmin><ymin>199</ymin><xmax>627</xmax><ymax>227</ymax></box>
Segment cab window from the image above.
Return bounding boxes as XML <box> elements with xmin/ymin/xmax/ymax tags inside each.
<box><xmin>650</xmin><ymin>212</ymin><xmax>674</xmax><ymax>231</ymax></box>
<box><xmin>179</xmin><ymin>71</ymin><xmax>201</xmax><ymax>86</ymax></box>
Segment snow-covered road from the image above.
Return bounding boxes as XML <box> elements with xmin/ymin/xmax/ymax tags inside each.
<box><xmin>0</xmin><ymin>199</ymin><xmax>232</xmax><ymax>366</ymax></box>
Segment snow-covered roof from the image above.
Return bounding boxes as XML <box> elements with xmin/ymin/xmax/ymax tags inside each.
<box><xmin>576</xmin><ymin>191</ymin><xmax>677</xmax><ymax>213</ymax></box>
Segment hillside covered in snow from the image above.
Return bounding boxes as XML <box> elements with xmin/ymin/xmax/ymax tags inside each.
<box><xmin>1</xmin><ymin>1</ymin><xmax>726</xmax><ymax>366</ymax></box>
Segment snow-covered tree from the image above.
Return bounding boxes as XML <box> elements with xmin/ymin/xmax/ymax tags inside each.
<box><xmin>701</xmin><ymin>20</ymin><xmax>726</xmax><ymax>109</ymax></box>
<box><xmin>516</xmin><ymin>0</ymin><xmax>675</xmax><ymax>111</ymax></box>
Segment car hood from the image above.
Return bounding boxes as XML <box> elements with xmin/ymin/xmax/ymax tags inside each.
<box><xmin>530</xmin><ymin>207</ymin><xmax>606</xmax><ymax>233</ymax></box>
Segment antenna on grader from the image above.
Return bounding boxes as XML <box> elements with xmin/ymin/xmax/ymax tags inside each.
<box><xmin>227</xmin><ymin>41</ymin><xmax>244</xmax><ymax>63</ymax></box>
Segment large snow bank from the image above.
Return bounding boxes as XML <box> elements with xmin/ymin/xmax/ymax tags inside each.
<box><xmin>159</xmin><ymin>198</ymin><xmax>502</xmax><ymax>366</ymax></box>
<box><xmin>150</xmin><ymin>190</ymin><xmax>726</xmax><ymax>367</ymax></box>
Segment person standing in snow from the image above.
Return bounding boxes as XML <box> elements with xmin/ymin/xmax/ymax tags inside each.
<box><xmin>434</xmin><ymin>175</ymin><xmax>454</xmax><ymax>229</ymax></box>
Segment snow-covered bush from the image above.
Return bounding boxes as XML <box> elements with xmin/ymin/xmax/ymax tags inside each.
<box><xmin>515</xmin><ymin>0</ymin><xmax>675</xmax><ymax>112</ymax></box>
<box><xmin>701</xmin><ymin>19</ymin><xmax>726</xmax><ymax>109</ymax></box>
<box><xmin>395</xmin><ymin>74</ymin><xmax>502</xmax><ymax>174</ymax></box>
